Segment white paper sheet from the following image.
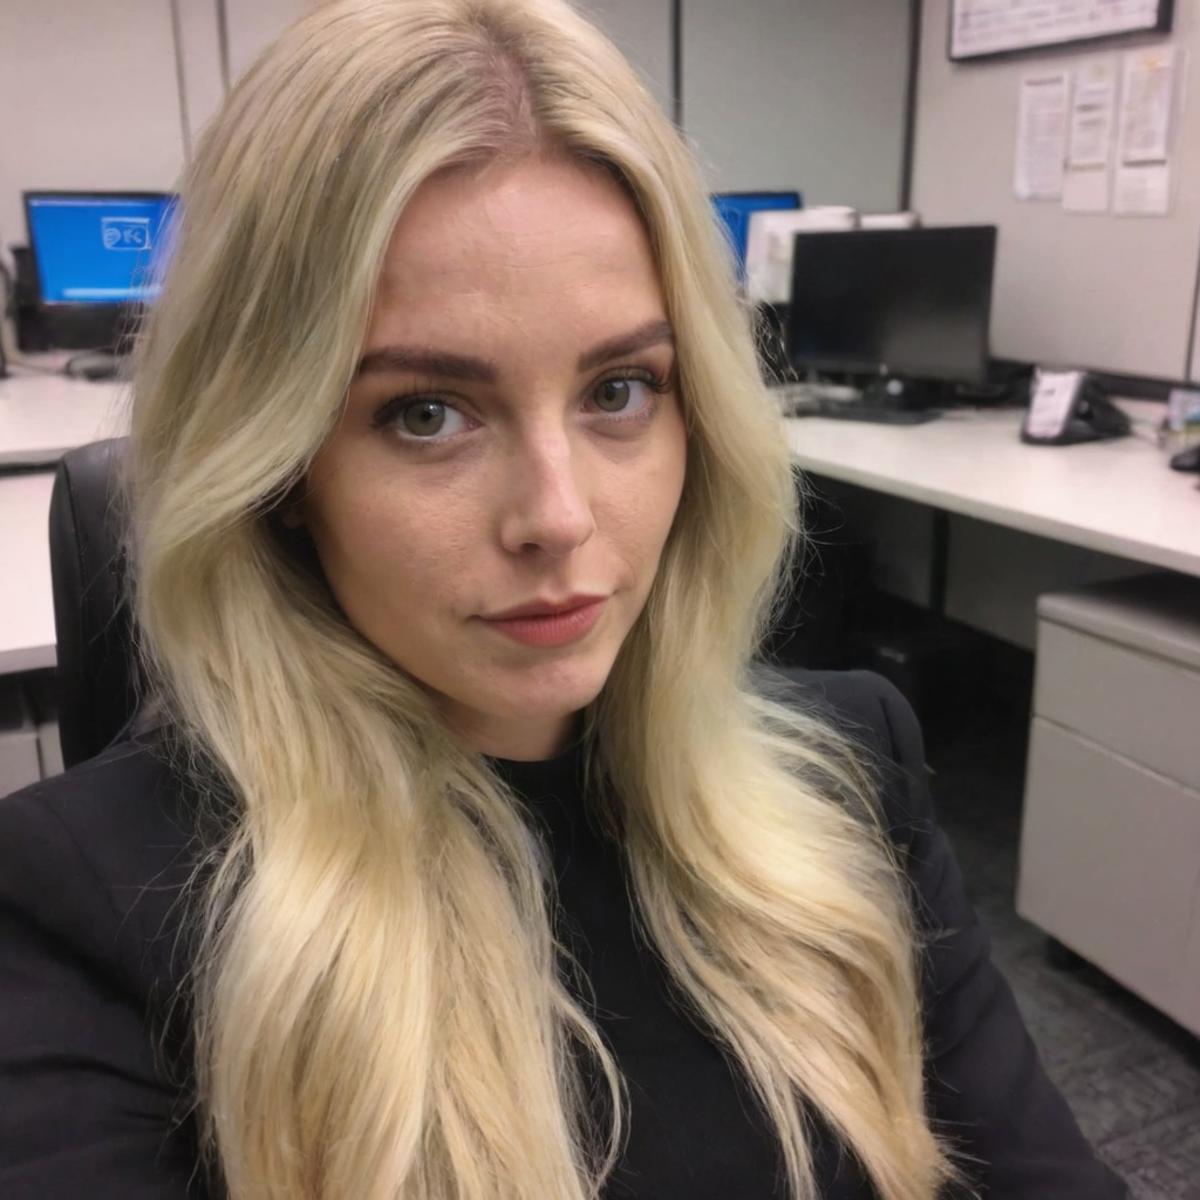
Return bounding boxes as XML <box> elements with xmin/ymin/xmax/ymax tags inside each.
<box><xmin>1015</xmin><ymin>73</ymin><xmax>1069</xmax><ymax>200</ymax></box>
<box><xmin>1068</xmin><ymin>59</ymin><xmax>1118</xmax><ymax>168</ymax></box>
<box><xmin>1118</xmin><ymin>46</ymin><xmax>1176</xmax><ymax>164</ymax></box>
<box><xmin>1026</xmin><ymin>369</ymin><xmax>1081</xmax><ymax>440</ymax></box>
<box><xmin>1114</xmin><ymin>162</ymin><xmax>1171</xmax><ymax>215</ymax></box>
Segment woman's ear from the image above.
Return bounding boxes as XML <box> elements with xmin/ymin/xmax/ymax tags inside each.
<box><xmin>272</xmin><ymin>477</ymin><xmax>309</xmax><ymax>530</ymax></box>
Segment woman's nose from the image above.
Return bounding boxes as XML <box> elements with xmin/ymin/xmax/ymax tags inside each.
<box><xmin>497</xmin><ymin>428</ymin><xmax>596</xmax><ymax>558</ymax></box>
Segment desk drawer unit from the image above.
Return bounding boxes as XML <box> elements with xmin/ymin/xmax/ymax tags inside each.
<box><xmin>1016</xmin><ymin>574</ymin><xmax>1200</xmax><ymax>1037</ymax></box>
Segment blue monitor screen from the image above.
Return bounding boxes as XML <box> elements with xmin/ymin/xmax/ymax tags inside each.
<box><xmin>711</xmin><ymin>191</ymin><xmax>802</xmax><ymax>276</ymax></box>
<box><xmin>25</xmin><ymin>193</ymin><xmax>179</xmax><ymax>305</ymax></box>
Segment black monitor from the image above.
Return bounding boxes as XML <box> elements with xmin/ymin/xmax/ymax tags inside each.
<box><xmin>785</xmin><ymin>225</ymin><xmax>997</xmax><ymax>387</ymax></box>
<box><xmin>23</xmin><ymin>190</ymin><xmax>179</xmax><ymax>351</ymax></box>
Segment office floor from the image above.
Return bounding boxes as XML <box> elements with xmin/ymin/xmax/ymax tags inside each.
<box><xmin>924</xmin><ymin>678</ymin><xmax>1200</xmax><ymax>1200</ymax></box>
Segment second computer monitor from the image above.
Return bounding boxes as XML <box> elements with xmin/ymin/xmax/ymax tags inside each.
<box><xmin>711</xmin><ymin>191</ymin><xmax>802</xmax><ymax>278</ymax></box>
<box><xmin>786</xmin><ymin>225</ymin><xmax>997</xmax><ymax>385</ymax></box>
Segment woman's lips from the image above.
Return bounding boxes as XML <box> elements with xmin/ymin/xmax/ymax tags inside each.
<box><xmin>481</xmin><ymin>597</ymin><xmax>607</xmax><ymax>647</ymax></box>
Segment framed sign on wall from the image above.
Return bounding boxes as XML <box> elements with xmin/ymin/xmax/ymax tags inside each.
<box><xmin>950</xmin><ymin>0</ymin><xmax>1174</xmax><ymax>62</ymax></box>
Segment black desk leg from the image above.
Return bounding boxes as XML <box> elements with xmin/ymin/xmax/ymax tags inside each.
<box><xmin>930</xmin><ymin>509</ymin><xmax>949</xmax><ymax>617</ymax></box>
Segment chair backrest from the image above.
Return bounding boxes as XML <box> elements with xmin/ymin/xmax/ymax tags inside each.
<box><xmin>49</xmin><ymin>436</ymin><xmax>140</xmax><ymax>768</ymax></box>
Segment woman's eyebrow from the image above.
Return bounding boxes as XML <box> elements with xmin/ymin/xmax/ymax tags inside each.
<box><xmin>355</xmin><ymin>318</ymin><xmax>675</xmax><ymax>380</ymax></box>
<box><xmin>356</xmin><ymin>345</ymin><xmax>496</xmax><ymax>381</ymax></box>
<box><xmin>576</xmin><ymin>318</ymin><xmax>674</xmax><ymax>371</ymax></box>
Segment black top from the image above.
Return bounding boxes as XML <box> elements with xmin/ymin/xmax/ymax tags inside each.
<box><xmin>0</xmin><ymin>669</ymin><xmax>1128</xmax><ymax>1199</ymax></box>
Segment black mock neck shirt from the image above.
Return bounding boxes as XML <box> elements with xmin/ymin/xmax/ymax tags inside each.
<box><xmin>486</xmin><ymin>738</ymin><xmax>872</xmax><ymax>1199</ymax></box>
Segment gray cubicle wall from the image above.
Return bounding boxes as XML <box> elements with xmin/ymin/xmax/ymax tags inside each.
<box><xmin>681</xmin><ymin>0</ymin><xmax>912</xmax><ymax>211</ymax></box>
<box><xmin>912</xmin><ymin>0</ymin><xmax>1200</xmax><ymax>383</ymax></box>
<box><xmin>224</xmin><ymin>0</ymin><xmax>313</xmax><ymax>82</ymax></box>
<box><xmin>2</xmin><ymin>1</ymin><xmax>911</xmax><ymax>275</ymax></box>
<box><xmin>0</xmin><ymin>1</ymin><xmax>674</xmax><ymax>262</ymax></box>
<box><xmin>578</xmin><ymin>0</ymin><xmax>674</xmax><ymax>119</ymax></box>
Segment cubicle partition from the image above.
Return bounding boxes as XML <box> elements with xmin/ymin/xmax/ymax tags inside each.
<box><xmin>912</xmin><ymin>0</ymin><xmax>1200</xmax><ymax>384</ymax></box>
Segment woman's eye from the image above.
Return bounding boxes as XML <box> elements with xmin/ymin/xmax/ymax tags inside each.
<box><xmin>373</xmin><ymin>396</ymin><xmax>472</xmax><ymax>445</ymax></box>
<box><xmin>590</xmin><ymin>375</ymin><xmax>663</xmax><ymax>420</ymax></box>
<box><xmin>396</xmin><ymin>398</ymin><xmax>467</xmax><ymax>440</ymax></box>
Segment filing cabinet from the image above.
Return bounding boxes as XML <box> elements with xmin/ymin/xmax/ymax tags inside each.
<box><xmin>1017</xmin><ymin>573</ymin><xmax>1200</xmax><ymax>1036</ymax></box>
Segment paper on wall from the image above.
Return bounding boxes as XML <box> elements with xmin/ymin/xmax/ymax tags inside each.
<box><xmin>1062</xmin><ymin>60</ymin><xmax>1117</xmax><ymax>215</ymax></box>
<box><xmin>1068</xmin><ymin>59</ymin><xmax>1117</xmax><ymax>168</ymax></box>
<box><xmin>1118</xmin><ymin>45</ymin><xmax>1176</xmax><ymax>164</ymax></box>
<box><xmin>1015</xmin><ymin>72</ymin><xmax>1069</xmax><ymax>200</ymax></box>
<box><xmin>1114</xmin><ymin>162</ymin><xmax>1171</xmax><ymax>215</ymax></box>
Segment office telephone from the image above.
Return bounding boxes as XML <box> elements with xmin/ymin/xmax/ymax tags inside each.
<box><xmin>1021</xmin><ymin>367</ymin><xmax>1132</xmax><ymax>445</ymax></box>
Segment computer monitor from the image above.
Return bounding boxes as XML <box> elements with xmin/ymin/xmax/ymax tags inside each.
<box><xmin>23</xmin><ymin>191</ymin><xmax>179</xmax><ymax>350</ymax></box>
<box><xmin>785</xmin><ymin>225</ymin><xmax>997</xmax><ymax>387</ymax></box>
<box><xmin>711</xmin><ymin>191</ymin><xmax>802</xmax><ymax>278</ymax></box>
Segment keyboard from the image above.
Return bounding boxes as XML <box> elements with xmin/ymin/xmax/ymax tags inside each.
<box><xmin>815</xmin><ymin>404</ymin><xmax>942</xmax><ymax>425</ymax></box>
<box><xmin>769</xmin><ymin>383</ymin><xmax>942</xmax><ymax>425</ymax></box>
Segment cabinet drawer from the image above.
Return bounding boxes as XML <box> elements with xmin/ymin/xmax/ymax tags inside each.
<box><xmin>1035</xmin><ymin>620</ymin><xmax>1200</xmax><ymax>792</ymax></box>
<box><xmin>1017</xmin><ymin>718</ymin><xmax>1200</xmax><ymax>1037</ymax></box>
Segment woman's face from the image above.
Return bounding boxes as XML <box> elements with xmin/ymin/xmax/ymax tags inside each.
<box><xmin>300</xmin><ymin>154</ymin><xmax>688</xmax><ymax>761</ymax></box>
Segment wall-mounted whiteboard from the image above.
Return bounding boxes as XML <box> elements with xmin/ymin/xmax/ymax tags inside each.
<box><xmin>951</xmin><ymin>0</ymin><xmax>1173</xmax><ymax>61</ymax></box>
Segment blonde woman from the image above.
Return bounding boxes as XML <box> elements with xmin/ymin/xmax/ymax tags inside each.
<box><xmin>0</xmin><ymin>2</ymin><xmax>1126</xmax><ymax>1198</ymax></box>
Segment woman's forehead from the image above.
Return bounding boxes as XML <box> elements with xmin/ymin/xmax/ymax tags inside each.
<box><xmin>375</xmin><ymin>155</ymin><xmax>660</xmax><ymax>298</ymax></box>
<box><xmin>367</xmin><ymin>155</ymin><xmax>667</xmax><ymax>355</ymax></box>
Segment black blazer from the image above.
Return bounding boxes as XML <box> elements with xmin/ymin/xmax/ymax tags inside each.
<box><xmin>0</xmin><ymin>669</ymin><xmax>1128</xmax><ymax>1198</ymax></box>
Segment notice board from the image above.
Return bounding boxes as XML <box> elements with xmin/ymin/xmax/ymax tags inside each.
<box><xmin>951</xmin><ymin>0</ymin><xmax>1173</xmax><ymax>61</ymax></box>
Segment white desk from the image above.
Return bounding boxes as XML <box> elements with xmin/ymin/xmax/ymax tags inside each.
<box><xmin>0</xmin><ymin>370</ymin><xmax>129</xmax><ymax>673</ymax></box>
<box><xmin>0</xmin><ymin>372</ymin><xmax>127</xmax><ymax>466</ymax></box>
<box><xmin>784</xmin><ymin>400</ymin><xmax>1200</xmax><ymax>579</ymax></box>
<box><xmin>0</xmin><ymin>471</ymin><xmax>57</xmax><ymax>674</ymax></box>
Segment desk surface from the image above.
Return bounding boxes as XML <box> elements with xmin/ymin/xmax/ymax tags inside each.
<box><xmin>2</xmin><ymin>384</ymin><xmax>1199</xmax><ymax>674</ymax></box>
<box><xmin>785</xmin><ymin>400</ymin><xmax>1200</xmax><ymax>579</ymax></box>
<box><xmin>1</xmin><ymin>370</ymin><xmax>129</xmax><ymax>673</ymax></box>
<box><xmin>0</xmin><ymin>372</ymin><xmax>127</xmax><ymax>466</ymax></box>
<box><xmin>1</xmin><ymin>471</ymin><xmax>56</xmax><ymax>674</ymax></box>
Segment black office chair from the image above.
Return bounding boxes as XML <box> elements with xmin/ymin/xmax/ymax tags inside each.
<box><xmin>49</xmin><ymin>436</ymin><xmax>141</xmax><ymax>768</ymax></box>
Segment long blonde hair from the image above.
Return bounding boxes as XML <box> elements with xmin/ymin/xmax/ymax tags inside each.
<box><xmin>126</xmin><ymin>2</ymin><xmax>972</xmax><ymax>1197</ymax></box>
